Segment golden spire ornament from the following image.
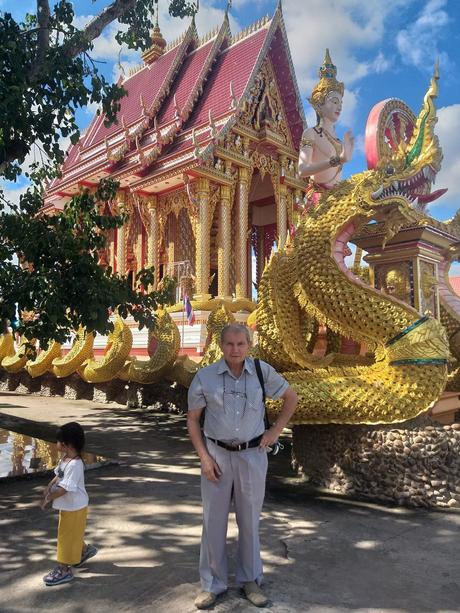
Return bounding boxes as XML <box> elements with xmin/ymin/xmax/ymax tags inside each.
<box><xmin>308</xmin><ymin>49</ymin><xmax>344</xmax><ymax>114</ymax></box>
<box><xmin>142</xmin><ymin>0</ymin><xmax>167</xmax><ymax>65</ymax></box>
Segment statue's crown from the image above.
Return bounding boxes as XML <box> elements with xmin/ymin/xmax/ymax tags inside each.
<box><xmin>309</xmin><ymin>49</ymin><xmax>344</xmax><ymax>110</ymax></box>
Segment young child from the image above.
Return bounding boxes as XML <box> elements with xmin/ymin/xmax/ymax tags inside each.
<box><xmin>40</xmin><ymin>422</ymin><xmax>97</xmax><ymax>586</ymax></box>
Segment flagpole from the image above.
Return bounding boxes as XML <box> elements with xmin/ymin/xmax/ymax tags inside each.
<box><xmin>181</xmin><ymin>292</ymin><xmax>185</xmax><ymax>351</ymax></box>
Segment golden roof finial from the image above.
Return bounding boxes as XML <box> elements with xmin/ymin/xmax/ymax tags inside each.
<box><xmin>143</xmin><ymin>0</ymin><xmax>167</xmax><ymax>65</ymax></box>
<box><xmin>405</xmin><ymin>60</ymin><xmax>442</xmax><ymax>168</ymax></box>
<box><xmin>192</xmin><ymin>0</ymin><xmax>200</xmax><ymax>26</ymax></box>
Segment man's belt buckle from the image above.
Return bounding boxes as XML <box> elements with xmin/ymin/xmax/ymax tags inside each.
<box><xmin>229</xmin><ymin>439</ymin><xmax>246</xmax><ymax>451</ymax></box>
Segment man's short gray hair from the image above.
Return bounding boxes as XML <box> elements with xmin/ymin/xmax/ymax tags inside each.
<box><xmin>220</xmin><ymin>323</ymin><xmax>251</xmax><ymax>345</ymax></box>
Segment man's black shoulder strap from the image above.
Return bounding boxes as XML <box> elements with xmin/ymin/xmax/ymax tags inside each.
<box><xmin>254</xmin><ymin>358</ymin><xmax>270</xmax><ymax>429</ymax></box>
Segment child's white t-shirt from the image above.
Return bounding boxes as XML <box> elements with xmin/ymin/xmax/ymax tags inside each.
<box><xmin>52</xmin><ymin>457</ymin><xmax>89</xmax><ymax>511</ymax></box>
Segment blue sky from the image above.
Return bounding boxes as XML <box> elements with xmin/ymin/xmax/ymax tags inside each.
<box><xmin>2</xmin><ymin>0</ymin><xmax>459</xmax><ymax>223</ymax></box>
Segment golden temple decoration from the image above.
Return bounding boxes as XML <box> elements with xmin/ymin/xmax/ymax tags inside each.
<box><xmin>146</xmin><ymin>196</ymin><xmax>160</xmax><ymax>289</ymax></box>
<box><xmin>231</xmin><ymin>15</ymin><xmax>270</xmax><ymax>45</ymax></box>
<box><xmin>309</xmin><ymin>48</ymin><xmax>344</xmax><ymax>114</ymax></box>
<box><xmin>52</xmin><ymin>329</ymin><xmax>94</xmax><ymax>378</ymax></box>
<box><xmin>386</xmin><ymin>317</ymin><xmax>451</xmax><ymax>364</ymax></box>
<box><xmin>217</xmin><ymin>184</ymin><xmax>232</xmax><ymax>299</ymax></box>
<box><xmin>235</xmin><ymin>166</ymin><xmax>253</xmax><ymax>299</ymax></box>
<box><xmin>116</xmin><ymin>191</ymin><xmax>127</xmax><ymax>275</ymax></box>
<box><xmin>26</xmin><ymin>341</ymin><xmax>62</xmax><ymax>378</ymax></box>
<box><xmin>142</xmin><ymin>1</ymin><xmax>167</xmax><ymax>65</ymax></box>
<box><xmin>239</xmin><ymin>60</ymin><xmax>290</xmax><ymax>145</ymax></box>
<box><xmin>194</xmin><ymin>177</ymin><xmax>212</xmax><ymax>301</ymax></box>
<box><xmin>78</xmin><ymin>316</ymin><xmax>132</xmax><ymax>383</ymax></box>
<box><xmin>0</xmin><ymin>332</ymin><xmax>14</xmax><ymax>362</ymax></box>
<box><xmin>250</xmin><ymin>150</ymin><xmax>279</xmax><ymax>179</ymax></box>
<box><xmin>118</xmin><ymin>310</ymin><xmax>180</xmax><ymax>384</ymax></box>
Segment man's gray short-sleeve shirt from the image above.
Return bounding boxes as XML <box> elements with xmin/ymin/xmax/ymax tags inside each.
<box><xmin>187</xmin><ymin>357</ymin><xmax>289</xmax><ymax>444</ymax></box>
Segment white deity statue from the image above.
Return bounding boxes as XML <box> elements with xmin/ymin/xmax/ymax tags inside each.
<box><xmin>298</xmin><ymin>49</ymin><xmax>354</xmax><ymax>198</ymax></box>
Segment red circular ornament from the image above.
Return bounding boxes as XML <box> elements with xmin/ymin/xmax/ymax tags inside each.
<box><xmin>365</xmin><ymin>98</ymin><xmax>416</xmax><ymax>169</ymax></box>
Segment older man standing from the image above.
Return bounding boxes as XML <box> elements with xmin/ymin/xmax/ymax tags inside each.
<box><xmin>187</xmin><ymin>323</ymin><xmax>298</xmax><ymax>609</ymax></box>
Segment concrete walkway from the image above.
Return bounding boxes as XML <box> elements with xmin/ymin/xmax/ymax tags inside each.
<box><xmin>0</xmin><ymin>391</ymin><xmax>459</xmax><ymax>613</ymax></box>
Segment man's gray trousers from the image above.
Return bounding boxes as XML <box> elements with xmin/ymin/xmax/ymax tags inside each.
<box><xmin>199</xmin><ymin>438</ymin><xmax>268</xmax><ymax>594</ymax></box>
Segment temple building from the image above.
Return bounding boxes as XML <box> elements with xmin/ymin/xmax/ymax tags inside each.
<box><xmin>44</xmin><ymin>4</ymin><xmax>306</xmax><ymax>343</ymax></box>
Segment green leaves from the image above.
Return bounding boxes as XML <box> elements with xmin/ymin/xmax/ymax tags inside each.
<box><xmin>0</xmin><ymin>180</ymin><xmax>174</xmax><ymax>345</ymax></box>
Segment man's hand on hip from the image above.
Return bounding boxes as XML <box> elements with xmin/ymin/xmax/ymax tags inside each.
<box><xmin>201</xmin><ymin>454</ymin><xmax>222</xmax><ymax>482</ymax></box>
<box><xmin>259</xmin><ymin>426</ymin><xmax>281</xmax><ymax>450</ymax></box>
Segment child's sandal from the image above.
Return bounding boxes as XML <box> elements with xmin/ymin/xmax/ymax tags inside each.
<box><xmin>43</xmin><ymin>566</ymin><xmax>73</xmax><ymax>586</ymax></box>
<box><xmin>73</xmin><ymin>544</ymin><xmax>98</xmax><ymax>568</ymax></box>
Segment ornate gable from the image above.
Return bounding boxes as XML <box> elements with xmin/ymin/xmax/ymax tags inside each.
<box><xmin>238</xmin><ymin>58</ymin><xmax>293</xmax><ymax>148</ymax></box>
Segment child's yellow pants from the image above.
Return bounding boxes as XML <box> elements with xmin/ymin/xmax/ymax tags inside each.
<box><xmin>57</xmin><ymin>507</ymin><xmax>88</xmax><ymax>565</ymax></box>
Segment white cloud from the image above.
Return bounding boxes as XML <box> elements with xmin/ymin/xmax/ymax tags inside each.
<box><xmin>73</xmin><ymin>15</ymin><xmax>138</xmax><ymax>63</ymax></box>
<box><xmin>283</xmin><ymin>0</ymin><xmax>405</xmax><ymax>89</ymax></box>
<box><xmin>354</xmin><ymin>133</ymin><xmax>366</xmax><ymax>156</ymax></box>
<box><xmin>0</xmin><ymin>183</ymin><xmax>29</xmax><ymax>211</ymax></box>
<box><xmin>281</xmin><ymin>0</ymin><xmax>407</xmax><ymax>128</ymax></box>
<box><xmin>113</xmin><ymin>59</ymin><xmax>143</xmax><ymax>82</ymax></box>
<box><xmin>430</xmin><ymin>104</ymin><xmax>460</xmax><ymax>214</ymax></box>
<box><xmin>396</xmin><ymin>0</ymin><xmax>450</xmax><ymax>70</ymax></box>
<box><xmin>83</xmin><ymin>100</ymin><xmax>101</xmax><ymax>117</ymax></box>
<box><xmin>340</xmin><ymin>89</ymin><xmax>359</xmax><ymax>128</ymax></box>
<box><xmin>73</xmin><ymin>3</ymin><xmax>243</xmax><ymax>86</ymax></box>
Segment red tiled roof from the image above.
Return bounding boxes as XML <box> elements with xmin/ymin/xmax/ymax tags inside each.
<box><xmin>161</xmin><ymin>28</ymin><xmax>269</xmax><ymax>162</ymax></box>
<box><xmin>268</xmin><ymin>28</ymin><xmax>304</xmax><ymax>150</ymax></box>
<box><xmin>47</xmin><ymin>10</ymin><xmax>304</xmax><ymax>200</ymax></box>
<box><xmin>449</xmin><ymin>276</ymin><xmax>460</xmax><ymax>296</ymax></box>
<box><xmin>186</xmin><ymin>29</ymin><xmax>268</xmax><ymax>129</ymax></box>
<box><xmin>90</xmin><ymin>44</ymin><xmax>182</xmax><ymax>146</ymax></box>
<box><xmin>156</xmin><ymin>40</ymin><xmax>215</xmax><ymax>126</ymax></box>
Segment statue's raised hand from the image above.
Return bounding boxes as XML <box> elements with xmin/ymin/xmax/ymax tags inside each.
<box><xmin>340</xmin><ymin>130</ymin><xmax>355</xmax><ymax>164</ymax></box>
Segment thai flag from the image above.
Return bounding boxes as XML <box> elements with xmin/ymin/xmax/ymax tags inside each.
<box><xmin>184</xmin><ymin>294</ymin><xmax>195</xmax><ymax>326</ymax></box>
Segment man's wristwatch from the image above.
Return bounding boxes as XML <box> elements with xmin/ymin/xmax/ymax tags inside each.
<box><xmin>329</xmin><ymin>155</ymin><xmax>342</xmax><ymax>167</ymax></box>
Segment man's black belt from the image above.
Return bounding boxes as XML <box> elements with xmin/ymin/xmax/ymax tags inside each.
<box><xmin>207</xmin><ymin>434</ymin><xmax>263</xmax><ymax>452</ymax></box>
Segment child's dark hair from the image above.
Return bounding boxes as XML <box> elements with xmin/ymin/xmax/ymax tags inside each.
<box><xmin>56</xmin><ymin>422</ymin><xmax>85</xmax><ymax>454</ymax></box>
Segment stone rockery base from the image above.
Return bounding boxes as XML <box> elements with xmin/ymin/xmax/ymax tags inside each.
<box><xmin>292</xmin><ymin>417</ymin><xmax>460</xmax><ymax>509</ymax></box>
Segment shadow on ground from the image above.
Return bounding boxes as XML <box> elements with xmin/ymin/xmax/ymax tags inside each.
<box><xmin>0</xmin><ymin>392</ymin><xmax>459</xmax><ymax>613</ymax></box>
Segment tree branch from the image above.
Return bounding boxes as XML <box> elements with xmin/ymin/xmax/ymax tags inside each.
<box><xmin>63</xmin><ymin>0</ymin><xmax>138</xmax><ymax>59</ymax></box>
<box><xmin>29</xmin><ymin>0</ymin><xmax>51</xmax><ymax>80</ymax></box>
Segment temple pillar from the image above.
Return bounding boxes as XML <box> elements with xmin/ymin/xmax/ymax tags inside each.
<box><xmin>235</xmin><ymin>167</ymin><xmax>250</xmax><ymax>299</ymax></box>
<box><xmin>146</xmin><ymin>196</ymin><xmax>159</xmax><ymax>289</ymax></box>
<box><xmin>217</xmin><ymin>184</ymin><xmax>232</xmax><ymax>300</ymax></box>
<box><xmin>166</xmin><ymin>213</ymin><xmax>176</xmax><ymax>276</ymax></box>
<box><xmin>256</xmin><ymin>227</ymin><xmax>265</xmax><ymax>285</ymax></box>
<box><xmin>278</xmin><ymin>182</ymin><xmax>288</xmax><ymax>250</ymax></box>
<box><xmin>193</xmin><ymin>177</ymin><xmax>212</xmax><ymax>301</ymax></box>
<box><xmin>116</xmin><ymin>191</ymin><xmax>126</xmax><ymax>275</ymax></box>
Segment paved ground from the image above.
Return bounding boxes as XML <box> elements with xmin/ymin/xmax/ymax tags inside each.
<box><xmin>0</xmin><ymin>391</ymin><xmax>459</xmax><ymax>613</ymax></box>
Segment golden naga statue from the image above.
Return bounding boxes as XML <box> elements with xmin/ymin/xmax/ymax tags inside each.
<box><xmin>256</xmin><ymin>56</ymin><xmax>451</xmax><ymax>424</ymax></box>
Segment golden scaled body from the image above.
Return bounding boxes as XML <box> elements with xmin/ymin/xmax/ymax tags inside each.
<box><xmin>52</xmin><ymin>328</ymin><xmax>95</xmax><ymax>378</ymax></box>
<box><xmin>1</xmin><ymin>336</ymin><xmax>36</xmax><ymax>374</ymax></box>
<box><xmin>26</xmin><ymin>341</ymin><xmax>62</xmax><ymax>378</ymax></box>
<box><xmin>0</xmin><ymin>333</ymin><xmax>15</xmax><ymax>362</ymax></box>
<box><xmin>256</xmin><ymin>68</ymin><xmax>451</xmax><ymax>424</ymax></box>
<box><xmin>79</xmin><ymin>316</ymin><xmax>133</xmax><ymax>383</ymax></box>
<box><xmin>259</xmin><ymin>175</ymin><xmax>450</xmax><ymax>424</ymax></box>
<box><xmin>118</xmin><ymin>310</ymin><xmax>180</xmax><ymax>384</ymax></box>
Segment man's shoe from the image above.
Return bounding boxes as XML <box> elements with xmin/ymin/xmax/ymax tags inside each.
<box><xmin>194</xmin><ymin>591</ymin><xmax>216</xmax><ymax>609</ymax></box>
<box><xmin>242</xmin><ymin>581</ymin><xmax>268</xmax><ymax>607</ymax></box>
